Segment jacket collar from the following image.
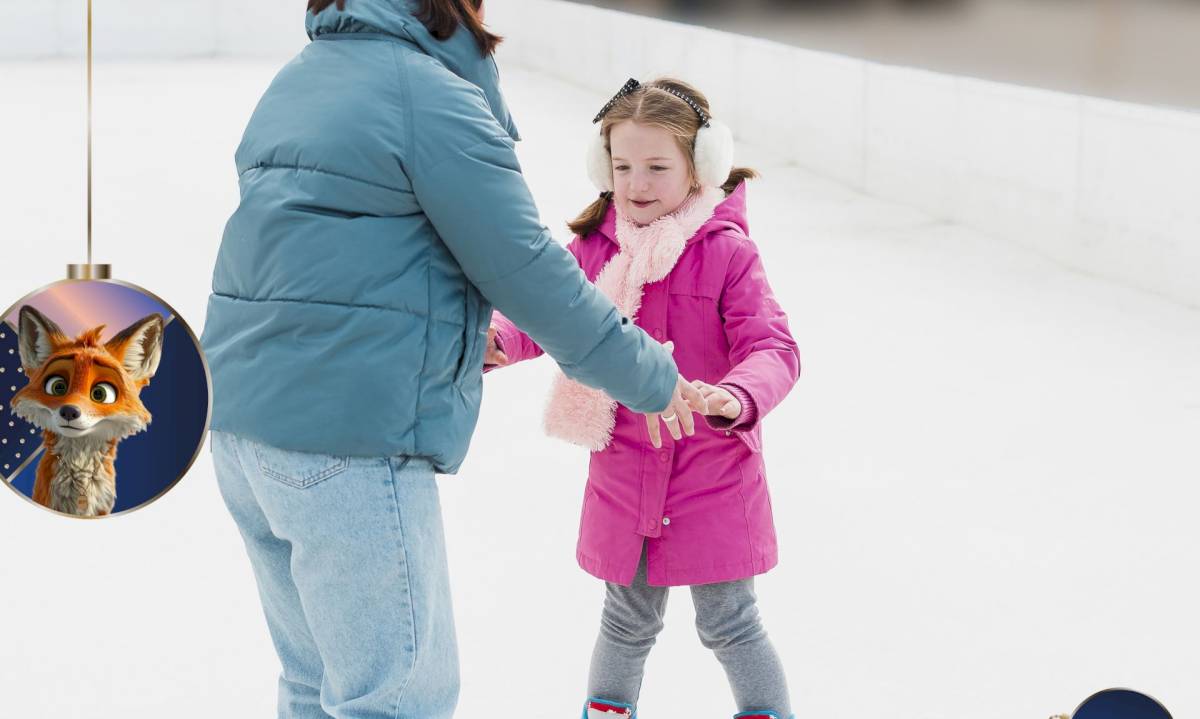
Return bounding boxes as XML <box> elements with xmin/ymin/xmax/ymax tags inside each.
<box><xmin>306</xmin><ymin>1</ymin><xmax>519</xmax><ymax>141</ymax></box>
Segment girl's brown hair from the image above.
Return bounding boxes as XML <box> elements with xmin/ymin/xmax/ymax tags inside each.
<box><xmin>307</xmin><ymin>0</ymin><xmax>502</xmax><ymax>56</ymax></box>
<box><xmin>568</xmin><ymin>77</ymin><xmax>757</xmax><ymax>237</ymax></box>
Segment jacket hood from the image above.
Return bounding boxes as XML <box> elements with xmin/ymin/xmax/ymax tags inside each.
<box><xmin>595</xmin><ymin>180</ymin><xmax>750</xmax><ymax>244</ymax></box>
<box><xmin>305</xmin><ymin>0</ymin><xmax>520</xmax><ymax>141</ymax></box>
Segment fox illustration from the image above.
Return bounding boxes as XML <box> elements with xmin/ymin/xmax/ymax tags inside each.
<box><xmin>9</xmin><ymin>305</ymin><xmax>164</xmax><ymax>517</ymax></box>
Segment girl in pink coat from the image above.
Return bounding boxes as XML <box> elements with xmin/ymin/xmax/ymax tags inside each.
<box><xmin>485</xmin><ymin>77</ymin><xmax>800</xmax><ymax>719</ymax></box>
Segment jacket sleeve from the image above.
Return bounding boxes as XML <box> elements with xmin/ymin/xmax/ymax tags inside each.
<box><xmin>484</xmin><ymin>237</ymin><xmax>588</xmax><ymax>370</ymax></box>
<box><xmin>716</xmin><ymin>238</ymin><xmax>801</xmax><ymax>430</ymax></box>
<box><xmin>403</xmin><ymin>68</ymin><xmax>676</xmax><ymax>414</ymax></box>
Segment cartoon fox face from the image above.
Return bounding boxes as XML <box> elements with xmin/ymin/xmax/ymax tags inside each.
<box><xmin>11</xmin><ymin>306</ymin><xmax>163</xmax><ymax>442</ymax></box>
<box><xmin>8</xmin><ymin>305</ymin><xmax>164</xmax><ymax>516</ymax></box>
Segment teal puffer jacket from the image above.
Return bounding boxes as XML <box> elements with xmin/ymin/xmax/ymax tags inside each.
<box><xmin>199</xmin><ymin>1</ymin><xmax>676</xmax><ymax>473</ymax></box>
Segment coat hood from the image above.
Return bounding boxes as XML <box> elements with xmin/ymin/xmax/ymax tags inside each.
<box><xmin>305</xmin><ymin>0</ymin><xmax>520</xmax><ymax>141</ymax></box>
<box><xmin>595</xmin><ymin>181</ymin><xmax>750</xmax><ymax>244</ymax></box>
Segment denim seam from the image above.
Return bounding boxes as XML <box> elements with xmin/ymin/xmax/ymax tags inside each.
<box><xmin>252</xmin><ymin>448</ymin><xmax>349</xmax><ymax>489</ymax></box>
<box><xmin>387</xmin><ymin>457</ymin><xmax>420</xmax><ymax>719</ymax></box>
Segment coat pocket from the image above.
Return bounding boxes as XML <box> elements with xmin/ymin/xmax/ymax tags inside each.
<box><xmin>454</xmin><ymin>284</ymin><xmax>490</xmax><ymax>386</ymax></box>
<box><xmin>253</xmin><ymin>441</ymin><xmax>350</xmax><ymax>489</ymax></box>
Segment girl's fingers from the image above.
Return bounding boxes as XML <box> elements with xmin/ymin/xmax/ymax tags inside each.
<box><xmin>685</xmin><ymin>382</ymin><xmax>728</xmax><ymax>416</ymax></box>
<box><xmin>485</xmin><ymin>344</ymin><xmax>508</xmax><ymax>365</ymax></box>
<box><xmin>721</xmin><ymin>399</ymin><xmax>740</xmax><ymax>419</ymax></box>
<box><xmin>702</xmin><ymin>388</ymin><xmax>735</xmax><ymax>416</ymax></box>
<box><xmin>677</xmin><ymin>376</ymin><xmax>708</xmax><ymax>415</ymax></box>
<box><xmin>485</xmin><ymin>326</ymin><xmax>508</xmax><ymax>365</ymax></box>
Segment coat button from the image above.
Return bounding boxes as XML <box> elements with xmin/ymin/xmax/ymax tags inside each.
<box><xmin>659</xmin><ymin>452</ymin><xmax>669</xmax><ymax>463</ymax></box>
<box><xmin>653</xmin><ymin>328</ymin><xmax>664</xmax><ymax>340</ymax></box>
<box><xmin>662</xmin><ymin>517</ymin><xmax>671</xmax><ymax>526</ymax></box>
<box><xmin>725</xmin><ymin>430</ymin><xmax>732</xmax><ymax>436</ymax></box>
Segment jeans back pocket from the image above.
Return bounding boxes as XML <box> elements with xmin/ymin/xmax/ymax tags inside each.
<box><xmin>252</xmin><ymin>441</ymin><xmax>350</xmax><ymax>489</ymax></box>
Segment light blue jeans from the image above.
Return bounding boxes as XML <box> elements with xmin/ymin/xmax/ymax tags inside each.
<box><xmin>210</xmin><ymin>430</ymin><xmax>459</xmax><ymax>719</ymax></box>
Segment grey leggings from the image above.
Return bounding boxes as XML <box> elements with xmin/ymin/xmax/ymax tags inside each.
<box><xmin>587</xmin><ymin>545</ymin><xmax>792</xmax><ymax>717</ymax></box>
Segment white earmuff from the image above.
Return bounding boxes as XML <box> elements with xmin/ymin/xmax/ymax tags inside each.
<box><xmin>587</xmin><ymin>129</ymin><xmax>613</xmax><ymax>193</ymax></box>
<box><xmin>693</xmin><ymin>119</ymin><xmax>734</xmax><ymax>189</ymax></box>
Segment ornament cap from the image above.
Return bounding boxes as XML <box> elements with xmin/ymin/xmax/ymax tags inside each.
<box><xmin>66</xmin><ymin>263</ymin><xmax>112</xmax><ymax>280</ymax></box>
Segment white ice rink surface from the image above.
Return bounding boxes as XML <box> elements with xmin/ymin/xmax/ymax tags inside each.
<box><xmin>1</xmin><ymin>60</ymin><xmax>1198</xmax><ymax>719</ymax></box>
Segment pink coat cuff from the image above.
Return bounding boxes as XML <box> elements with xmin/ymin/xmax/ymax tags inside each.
<box><xmin>704</xmin><ymin>383</ymin><xmax>757</xmax><ymax>432</ymax></box>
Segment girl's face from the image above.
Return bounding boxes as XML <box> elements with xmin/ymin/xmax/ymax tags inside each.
<box><xmin>608</xmin><ymin>120</ymin><xmax>694</xmax><ymax>226</ymax></box>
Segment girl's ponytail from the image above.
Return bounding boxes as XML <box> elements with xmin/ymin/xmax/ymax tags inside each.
<box><xmin>721</xmin><ymin>167</ymin><xmax>758</xmax><ymax>196</ymax></box>
<box><xmin>568</xmin><ymin>192</ymin><xmax>613</xmax><ymax>237</ymax></box>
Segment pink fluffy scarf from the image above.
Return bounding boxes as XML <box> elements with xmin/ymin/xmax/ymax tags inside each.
<box><xmin>543</xmin><ymin>185</ymin><xmax>726</xmax><ymax>450</ymax></box>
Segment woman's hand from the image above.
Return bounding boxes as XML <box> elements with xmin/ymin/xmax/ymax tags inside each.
<box><xmin>643</xmin><ymin>375</ymin><xmax>709</xmax><ymax>449</ymax></box>
<box><xmin>485</xmin><ymin>325</ymin><xmax>509</xmax><ymax>366</ymax></box>
<box><xmin>641</xmin><ymin>342</ymin><xmax>708</xmax><ymax>448</ymax></box>
<box><xmin>689</xmin><ymin>380</ymin><xmax>742</xmax><ymax>420</ymax></box>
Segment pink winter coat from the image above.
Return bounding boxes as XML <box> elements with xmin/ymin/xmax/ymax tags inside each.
<box><xmin>489</xmin><ymin>182</ymin><xmax>800</xmax><ymax>586</ymax></box>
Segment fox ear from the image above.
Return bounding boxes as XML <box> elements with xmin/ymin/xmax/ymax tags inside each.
<box><xmin>106</xmin><ymin>314</ymin><xmax>165</xmax><ymax>382</ymax></box>
<box><xmin>17</xmin><ymin>305</ymin><xmax>68</xmax><ymax>372</ymax></box>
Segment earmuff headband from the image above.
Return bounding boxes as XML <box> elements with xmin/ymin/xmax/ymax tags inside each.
<box><xmin>587</xmin><ymin>79</ymin><xmax>733</xmax><ymax>193</ymax></box>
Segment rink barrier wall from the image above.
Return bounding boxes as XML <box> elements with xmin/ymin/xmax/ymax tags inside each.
<box><xmin>487</xmin><ymin>0</ymin><xmax>1200</xmax><ymax>308</ymax></box>
<box><xmin>0</xmin><ymin>0</ymin><xmax>307</xmax><ymax>60</ymax></box>
<box><xmin>3</xmin><ymin>0</ymin><xmax>1198</xmax><ymax>306</ymax></box>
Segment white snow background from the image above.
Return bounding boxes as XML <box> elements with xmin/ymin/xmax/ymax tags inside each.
<box><xmin>0</xmin><ymin>34</ymin><xmax>1197</xmax><ymax>719</ymax></box>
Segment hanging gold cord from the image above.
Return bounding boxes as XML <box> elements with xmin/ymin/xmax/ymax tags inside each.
<box><xmin>67</xmin><ymin>0</ymin><xmax>108</xmax><ymax>281</ymax></box>
<box><xmin>87</xmin><ymin>0</ymin><xmax>93</xmax><ymax>266</ymax></box>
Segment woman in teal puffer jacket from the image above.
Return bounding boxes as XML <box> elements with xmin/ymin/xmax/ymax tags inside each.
<box><xmin>200</xmin><ymin>1</ymin><xmax>702</xmax><ymax>716</ymax></box>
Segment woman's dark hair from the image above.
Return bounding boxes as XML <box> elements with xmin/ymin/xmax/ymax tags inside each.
<box><xmin>307</xmin><ymin>0</ymin><xmax>502</xmax><ymax>55</ymax></box>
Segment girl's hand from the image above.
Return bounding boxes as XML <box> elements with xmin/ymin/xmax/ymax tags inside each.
<box><xmin>485</xmin><ymin>325</ymin><xmax>509</xmax><ymax>366</ymax></box>
<box><xmin>690</xmin><ymin>380</ymin><xmax>742</xmax><ymax>420</ymax></box>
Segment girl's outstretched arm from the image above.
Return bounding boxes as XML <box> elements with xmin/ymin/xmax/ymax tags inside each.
<box><xmin>484</xmin><ymin>310</ymin><xmax>544</xmax><ymax>371</ymax></box>
<box><xmin>714</xmin><ymin>238</ymin><xmax>801</xmax><ymax>445</ymax></box>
